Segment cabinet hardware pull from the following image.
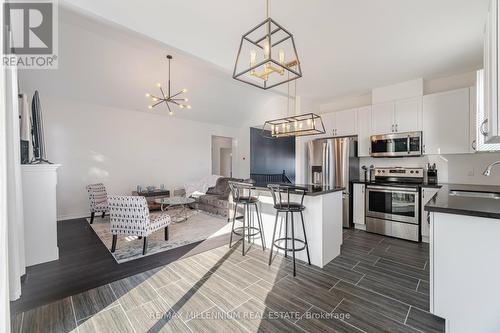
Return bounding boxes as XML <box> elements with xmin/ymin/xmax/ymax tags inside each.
<box><xmin>391</xmin><ymin>124</ymin><xmax>394</xmax><ymax>132</ymax></box>
<box><xmin>395</xmin><ymin>124</ymin><xmax>398</xmax><ymax>132</ymax></box>
<box><xmin>480</xmin><ymin>119</ymin><xmax>489</xmax><ymax>137</ymax></box>
<box><xmin>471</xmin><ymin>139</ymin><xmax>477</xmax><ymax>151</ymax></box>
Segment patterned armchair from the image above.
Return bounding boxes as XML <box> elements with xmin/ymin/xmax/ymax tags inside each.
<box><xmin>86</xmin><ymin>183</ymin><xmax>109</xmax><ymax>224</ymax></box>
<box><xmin>107</xmin><ymin>195</ymin><xmax>171</xmax><ymax>255</ymax></box>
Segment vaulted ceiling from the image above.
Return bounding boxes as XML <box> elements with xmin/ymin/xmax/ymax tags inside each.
<box><xmin>62</xmin><ymin>0</ymin><xmax>489</xmax><ymax>104</ymax></box>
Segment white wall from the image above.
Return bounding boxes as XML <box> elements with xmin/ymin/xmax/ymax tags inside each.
<box><xmin>31</xmin><ymin>97</ymin><xmax>248</xmax><ymax>220</ymax></box>
<box><xmin>211</xmin><ymin>136</ymin><xmax>233</xmax><ymax>176</ymax></box>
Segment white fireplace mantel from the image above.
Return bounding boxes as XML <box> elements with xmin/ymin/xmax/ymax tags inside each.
<box><xmin>21</xmin><ymin>164</ymin><xmax>61</xmax><ymax>266</ymax></box>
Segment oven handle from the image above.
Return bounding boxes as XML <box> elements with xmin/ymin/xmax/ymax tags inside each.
<box><xmin>366</xmin><ymin>185</ymin><xmax>418</xmax><ymax>193</ymax></box>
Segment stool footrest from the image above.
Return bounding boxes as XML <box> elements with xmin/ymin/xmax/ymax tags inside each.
<box><xmin>232</xmin><ymin>226</ymin><xmax>262</xmax><ymax>237</ymax></box>
<box><xmin>273</xmin><ymin>237</ymin><xmax>307</xmax><ymax>252</ymax></box>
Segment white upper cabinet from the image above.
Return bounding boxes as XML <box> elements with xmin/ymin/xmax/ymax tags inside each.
<box><xmin>357</xmin><ymin>106</ymin><xmax>372</xmax><ymax>157</ymax></box>
<box><xmin>394</xmin><ymin>97</ymin><xmax>422</xmax><ymax>133</ymax></box>
<box><xmin>371</xmin><ymin>97</ymin><xmax>422</xmax><ymax>135</ymax></box>
<box><xmin>422</xmin><ymin>88</ymin><xmax>471</xmax><ymax>155</ymax></box>
<box><xmin>319</xmin><ymin>109</ymin><xmax>357</xmax><ymax>137</ymax></box>
<box><xmin>371</xmin><ymin>102</ymin><xmax>395</xmax><ymax>134</ymax></box>
<box><xmin>483</xmin><ymin>0</ymin><xmax>500</xmax><ymax>143</ymax></box>
<box><xmin>332</xmin><ymin>109</ymin><xmax>357</xmax><ymax>136</ymax></box>
<box><xmin>319</xmin><ymin>112</ymin><xmax>335</xmax><ymax>137</ymax></box>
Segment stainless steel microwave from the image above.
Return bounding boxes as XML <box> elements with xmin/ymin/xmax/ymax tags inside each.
<box><xmin>370</xmin><ymin>131</ymin><xmax>422</xmax><ymax>157</ymax></box>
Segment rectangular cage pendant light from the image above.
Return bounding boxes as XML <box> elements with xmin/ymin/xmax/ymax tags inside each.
<box><xmin>233</xmin><ymin>16</ymin><xmax>302</xmax><ymax>90</ymax></box>
<box><xmin>262</xmin><ymin>113</ymin><xmax>326</xmax><ymax>138</ymax></box>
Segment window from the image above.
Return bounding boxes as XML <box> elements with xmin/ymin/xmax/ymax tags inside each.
<box><xmin>476</xmin><ymin>69</ymin><xmax>500</xmax><ymax>151</ymax></box>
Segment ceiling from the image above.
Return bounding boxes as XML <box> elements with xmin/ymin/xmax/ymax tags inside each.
<box><xmin>18</xmin><ymin>7</ymin><xmax>288</xmax><ymax>127</ymax></box>
<box><xmin>62</xmin><ymin>0</ymin><xmax>489</xmax><ymax>104</ymax></box>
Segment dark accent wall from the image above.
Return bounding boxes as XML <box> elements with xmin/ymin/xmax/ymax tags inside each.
<box><xmin>250</xmin><ymin>127</ymin><xmax>295</xmax><ymax>182</ymax></box>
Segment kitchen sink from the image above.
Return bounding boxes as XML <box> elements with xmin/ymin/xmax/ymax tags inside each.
<box><xmin>449</xmin><ymin>190</ymin><xmax>500</xmax><ymax>199</ymax></box>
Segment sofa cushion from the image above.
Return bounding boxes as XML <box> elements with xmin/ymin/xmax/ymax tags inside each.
<box><xmin>198</xmin><ymin>194</ymin><xmax>229</xmax><ymax>209</ymax></box>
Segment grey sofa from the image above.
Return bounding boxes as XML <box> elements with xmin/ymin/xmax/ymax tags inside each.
<box><xmin>190</xmin><ymin>177</ymin><xmax>242</xmax><ymax>218</ymax></box>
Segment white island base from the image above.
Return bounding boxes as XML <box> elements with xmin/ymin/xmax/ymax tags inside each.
<box><xmin>242</xmin><ymin>189</ymin><xmax>343</xmax><ymax>268</ymax></box>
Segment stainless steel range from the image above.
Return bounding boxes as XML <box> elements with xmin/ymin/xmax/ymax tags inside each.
<box><xmin>365</xmin><ymin>167</ymin><xmax>423</xmax><ymax>242</ymax></box>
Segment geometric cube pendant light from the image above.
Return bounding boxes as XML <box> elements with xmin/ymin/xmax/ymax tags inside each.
<box><xmin>262</xmin><ymin>112</ymin><xmax>326</xmax><ymax>138</ymax></box>
<box><xmin>233</xmin><ymin>0</ymin><xmax>302</xmax><ymax>90</ymax></box>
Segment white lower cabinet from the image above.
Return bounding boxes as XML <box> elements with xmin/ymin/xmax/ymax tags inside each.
<box><xmin>420</xmin><ymin>187</ymin><xmax>439</xmax><ymax>243</ymax></box>
<box><xmin>431</xmin><ymin>212</ymin><xmax>500</xmax><ymax>332</ymax></box>
<box><xmin>353</xmin><ymin>183</ymin><xmax>365</xmax><ymax>229</ymax></box>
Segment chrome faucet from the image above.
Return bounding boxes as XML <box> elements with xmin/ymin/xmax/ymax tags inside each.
<box><xmin>483</xmin><ymin>161</ymin><xmax>500</xmax><ymax>176</ymax></box>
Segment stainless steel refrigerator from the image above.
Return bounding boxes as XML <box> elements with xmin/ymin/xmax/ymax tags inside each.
<box><xmin>307</xmin><ymin>136</ymin><xmax>359</xmax><ymax>228</ymax></box>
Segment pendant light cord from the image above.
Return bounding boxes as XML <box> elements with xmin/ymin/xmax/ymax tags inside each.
<box><xmin>266</xmin><ymin>0</ymin><xmax>270</xmax><ymax>18</ymax></box>
<box><xmin>168</xmin><ymin>56</ymin><xmax>171</xmax><ymax>97</ymax></box>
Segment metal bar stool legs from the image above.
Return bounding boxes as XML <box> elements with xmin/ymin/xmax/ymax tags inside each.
<box><xmin>229</xmin><ymin>202</ymin><xmax>238</xmax><ymax>248</ymax></box>
<box><xmin>228</xmin><ymin>180</ymin><xmax>265</xmax><ymax>256</ymax></box>
<box><xmin>268</xmin><ymin>210</ymin><xmax>311</xmax><ymax>276</ymax></box>
<box><xmin>300</xmin><ymin>211</ymin><xmax>311</xmax><ymax>265</ymax></box>
<box><xmin>254</xmin><ymin>203</ymin><xmax>266</xmax><ymax>251</ymax></box>
<box><xmin>267</xmin><ymin>183</ymin><xmax>311</xmax><ymax>277</ymax></box>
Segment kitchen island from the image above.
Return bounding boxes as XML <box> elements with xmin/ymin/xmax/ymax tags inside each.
<box><xmin>246</xmin><ymin>183</ymin><xmax>344</xmax><ymax>268</ymax></box>
<box><xmin>425</xmin><ymin>184</ymin><xmax>500</xmax><ymax>333</ymax></box>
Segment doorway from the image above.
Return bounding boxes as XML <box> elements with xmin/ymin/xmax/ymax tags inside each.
<box><xmin>211</xmin><ymin>136</ymin><xmax>233</xmax><ymax>177</ymax></box>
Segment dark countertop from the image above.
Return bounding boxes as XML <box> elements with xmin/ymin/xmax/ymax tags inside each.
<box><xmin>425</xmin><ymin>184</ymin><xmax>500</xmax><ymax>219</ymax></box>
<box><xmin>252</xmin><ymin>182</ymin><xmax>344</xmax><ymax>197</ymax></box>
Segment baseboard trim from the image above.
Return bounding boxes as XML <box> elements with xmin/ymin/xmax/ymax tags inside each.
<box><xmin>57</xmin><ymin>212</ymin><xmax>89</xmax><ymax>221</ymax></box>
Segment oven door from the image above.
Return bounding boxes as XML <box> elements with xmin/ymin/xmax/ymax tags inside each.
<box><xmin>370</xmin><ymin>132</ymin><xmax>422</xmax><ymax>157</ymax></box>
<box><xmin>366</xmin><ymin>186</ymin><xmax>419</xmax><ymax>224</ymax></box>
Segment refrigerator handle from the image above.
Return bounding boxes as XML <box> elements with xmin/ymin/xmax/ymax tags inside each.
<box><xmin>322</xmin><ymin>142</ymin><xmax>326</xmax><ymax>185</ymax></box>
<box><xmin>322</xmin><ymin>141</ymin><xmax>328</xmax><ymax>185</ymax></box>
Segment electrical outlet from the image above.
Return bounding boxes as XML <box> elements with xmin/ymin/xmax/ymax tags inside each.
<box><xmin>467</xmin><ymin>168</ymin><xmax>475</xmax><ymax>177</ymax></box>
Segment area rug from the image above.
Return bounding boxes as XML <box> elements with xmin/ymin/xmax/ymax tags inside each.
<box><xmin>86</xmin><ymin>209</ymin><xmax>232</xmax><ymax>263</ymax></box>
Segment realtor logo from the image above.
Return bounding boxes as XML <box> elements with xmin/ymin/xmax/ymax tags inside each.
<box><xmin>3</xmin><ymin>0</ymin><xmax>58</xmax><ymax>69</ymax></box>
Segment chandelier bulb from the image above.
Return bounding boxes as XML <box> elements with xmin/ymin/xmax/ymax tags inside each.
<box><xmin>187</xmin><ymin>105</ymin><xmax>192</xmax><ymax>109</ymax></box>
<box><xmin>182</xmin><ymin>88</ymin><xmax>188</xmax><ymax>93</ymax></box>
<box><xmin>179</xmin><ymin>105</ymin><xmax>185</xmax><ymax>109</ymax></box>
<box><xmin>145</xmin><ymin>93</ymin><xmax>150</xmax><ymax>97</ymax></box>
<box><xmin>250</xmin><ymin>49</ymin><xmax>257</xmax><ymax>67</ymax></box>
<box><xmin>169</xmin><ymin>111</ymin><xmax>173</xmax><ymax>116</ymax></box>
<box><xmin>148</xmin><ymin>105</ymin><xmax>153</xmax><ymax>109</ymax></box>
<box><xmin>157</xmin><ymin>83</ymin><xmax>161</xmax><ymax>88</ymax></box>
<box><xmin>184</xmin><ymin>98</ymin><xmax>189</xmax><ymax>102</ymax></box>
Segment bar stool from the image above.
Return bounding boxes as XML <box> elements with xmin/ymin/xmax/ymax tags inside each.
<box><xmin>228</xmin><ymin>181</ymin><xmax>266</xmax><ymax>256</ymax></box>
<box><xmin>268</xmin><ymin>184</ymin><xmax>311</xmax><ymax>276</ymax></box>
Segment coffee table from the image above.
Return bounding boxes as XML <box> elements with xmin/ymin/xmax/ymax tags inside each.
<box><xmin>154</xmin><ymin>197</ymin><xmax>196</xmax><ymax>223</ymax></box>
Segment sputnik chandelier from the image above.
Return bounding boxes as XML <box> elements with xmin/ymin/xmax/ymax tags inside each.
<box><xmin>146</xmin><ymin>55</ymin><xmax>191</xmax><ymax>115</ymax></box>
<box><xmin>233</xmin><ymin>0</ymin><xmax>302</xmax><ymax>89</ymax></box>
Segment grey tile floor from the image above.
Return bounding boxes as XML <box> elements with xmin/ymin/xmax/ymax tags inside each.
<box><xmin>11</xmin><ymin>229</ymin><xmax>445</xmax><ymax>333</ymax></box>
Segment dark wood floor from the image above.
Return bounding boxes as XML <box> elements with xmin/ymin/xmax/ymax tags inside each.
<box><xmin>11</xmin><ymin>223</ymin><xmax>445</xmax><ymax>333</ymax></box>
<box><xmin>10</xmin><ymin>218</ymin><xmax>230</xmax><ymax>314</ymax></box>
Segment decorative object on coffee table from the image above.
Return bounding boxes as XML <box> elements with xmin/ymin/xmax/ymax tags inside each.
<box><xmin>155</xmin><ymin>197</ymin><xmax>195</xmax><ymax>223</ymax></box>
<box><xmin>132</xmin><ymin>189</ymin><xmax>170</xmax><ymax>211</ymax></box>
